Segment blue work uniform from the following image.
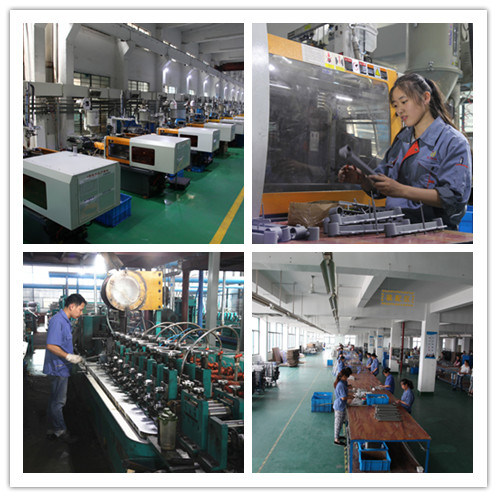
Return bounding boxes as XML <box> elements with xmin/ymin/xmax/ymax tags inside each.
<box><xmin>384</xmin><ymin>374</ymin><xmax>395</xmax><ymax>394</ymax></box>
<box><xmin>400</xmin><ymin>388</ymin><xmax>415</xmax><ymax>413</ymax></box>
<box><xmin>333</xmin><ymin>380</ymin><xmax>348</xmax><ymax>411</ymax></box>
<box><xmin>366</xmin><ymin>357</ymin><xmax>372</xmax><ymax>369</ymax></box>
<box><xmin>370</xmin><ymin>358</ymin><xmax>379</xmax><ymax>376</ymax></box>
<box><xmin>373</xmin><ymin>116</ymin><xmax>472</xmax><ymax>230</ymax></box>
<box><xmin>337</xmin><ymin>359</ymin><xmax>346</xmax><ymax>374</ymax></box>
<box><xmin>43</xmin><ymin>310</ymin><xmax>74</xmax><ymax>377</ymax></box>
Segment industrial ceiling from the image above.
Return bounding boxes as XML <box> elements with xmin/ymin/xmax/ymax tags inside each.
<box><xmin>252</xmin><ymin>252</ymin><xmax>473</xmax><ymax>339</ymax></box>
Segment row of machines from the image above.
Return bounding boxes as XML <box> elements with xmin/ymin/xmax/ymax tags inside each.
<box><xmin>72</xmin><ymin>269</ymin><xmax>244</xmax><ymax>473</ymax></box>
<box><xmin>23</xmin><ymin>83</ymin><xmax>244</xmax><ymax>241</ymax></box>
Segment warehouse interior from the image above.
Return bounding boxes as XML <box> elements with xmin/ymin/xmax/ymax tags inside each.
<box><xmin>253</xmin><ymin>22</ymin><xmax>474</xmax><ymax>244</ymax></box>
<box><xmin>252</xmin><ymin>252</ymin><xmax>474</xmax><ymax>473</ymax></box>
<box><xmin>23</xmin><ymin>23</ymin><xmax>244</xmax><ymax>244</ymax></box>
<box><xmin>22</xmin><ymin>251</ymin><xmax>244</xmax><ymax>473</ymax></box>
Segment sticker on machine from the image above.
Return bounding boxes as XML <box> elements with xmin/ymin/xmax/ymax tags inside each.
<box><xmin>309</xmin><ymin>131</ymin><xmax>319</xmax><ymax>152</ymax></box>
<box><xmin>302</xmin><ymin>44</ymin><xmax>327</xmax><ymax>67</ymax></box>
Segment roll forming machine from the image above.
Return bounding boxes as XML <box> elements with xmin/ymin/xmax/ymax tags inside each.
<box><xmin>72</xmin><ymin>269</ymin><xmax>244</xmax><ymax>473</ymax></box>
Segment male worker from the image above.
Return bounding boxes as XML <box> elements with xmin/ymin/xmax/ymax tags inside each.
<box><xmin>43</xmin><ymin>294</ymin><xmax>86</xmax><ymax>443</ymax></box>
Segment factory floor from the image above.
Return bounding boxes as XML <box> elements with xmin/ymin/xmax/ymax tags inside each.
<box><xmin>23</xmin><ymin>339</ymin><xmax>113</xmax><ymax>472</ymax></box>
<box><xmin>85</xmin><ymin>146</ymin><xmax>244</xmax><ymax>244</ymax></box>
<box><xmin>252</xmin><ymin>353</ymin><xmax>473</xmax><ymax>473</ymax></box>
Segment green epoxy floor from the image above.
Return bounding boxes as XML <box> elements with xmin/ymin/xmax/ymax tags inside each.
<box><xmin>86</xmin><ymin>147</ymin><xmax>244</xmax><ymax>244</ymax></box>
<box><xmin>252</xmin><ymin>353</ymin><xmax>473</xmax><ymax>473</ymax></box>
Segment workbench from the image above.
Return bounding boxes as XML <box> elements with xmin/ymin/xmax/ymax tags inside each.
<box><xmin>345</xmin><ymin>370</ymin><xmax>431</xmax><ymax>473</ymax></box>
<box><xmin>436</xmin><ymin>364</ymin><xmax>471</xmax><ymax>390</ymax></box>
<box><xmin>288</xmin><ymin>227</ymin><xmax>473</xmax><ymax>244</ymax></box>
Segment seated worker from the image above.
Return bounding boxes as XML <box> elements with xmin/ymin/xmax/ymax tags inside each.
<box><xmin>377</xmin><ymin>367</ymin><xmax>395</xmax><ymax>394</ymax></box>
<box><xmin>370</xmin><ymin>353</ymin><xmax>379</xmax><ymax>376</ymax></box>
<box><xmin>394</xmin><ymin>379</ymin><xmax>415</xmax><ymax>413</ymax></box>
<box><xmin>358</xmin><ymin>349</ymin><xmax>363</xmax><ymax>363</ymax></box>
<box><xmin>453</xmin><ymin>360</ymin><xmax>471</xmax><ymax>391</ymax></box>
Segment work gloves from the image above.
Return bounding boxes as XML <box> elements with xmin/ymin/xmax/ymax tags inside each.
<box><xmin>66</xmin><ymin>353</ymin><xmax>83</xmax><ymax>364</ymax></box>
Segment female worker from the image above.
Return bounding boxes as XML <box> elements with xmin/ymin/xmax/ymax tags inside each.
<box><xmin>378</xmin><ymin>367</ymin><xmax>395</xmax><ymax>395</ymax></box>
<box><xmin>370</xmin><ymin>353</ymin><xmax>379</xmax><ymax>376</ymax></box>
<box><xmin>333</xmin><ymin>367</ymin><xmax>352</xmax><ymax>446</ymax></box>
<box><xmin>336</xmin><ymin>354</ymin><xmax>347</xmax><ymax>375</ymax></box>
<box><xmin>394</xmin><ymin>379</ymin><xmax>415</xmax><ymax>413</ymax></box>
<box><xmin>365</xmin><ymin>352</ymin><xmax>372</xmax><ymax>370</ymax></box>
<box><xmin>338</xmin><ymin>73</ymin><xmax>472</xmax><ymax>231</ymax></box>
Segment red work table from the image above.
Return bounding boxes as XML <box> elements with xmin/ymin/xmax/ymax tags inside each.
<box><xmin>345</xmin><ymin>371</ymin><xmax>432</xmax><ymax>473</ymax></box>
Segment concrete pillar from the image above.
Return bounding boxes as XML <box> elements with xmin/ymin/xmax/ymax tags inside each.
<box><xmin>460</xmin><ymin>337</ymin><xmax>471</xmax><ymax>354</ymax></box>
<box><xmin>24</xmin><ymin>23</ymin><xmax>48</xmax><ymax>82</ymax></box>
<box><xmin>389</xmin><ymin>322</ymin><xmax>402</xmax><ymax>372</ymax></box>
<box><xmin>376</xmin><ymin>330</ymin><xmax>384</xmax><ymax>367</ymax></box>
<box><xmin>417</xmin><ymin>310</ymin><xmax>440</xmax><ymax>393</ymax></box>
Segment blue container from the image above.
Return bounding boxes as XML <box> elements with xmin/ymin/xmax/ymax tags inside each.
<box><xmin>327</xmin><ymin>359</ymin><xmax>333</xmax><ymax>366</ymax></box>
<box><xmin>410</xmin><ymin>367</ymin><xmax>419</xmax><ymax>374</ymax></box>
<box><xmin>366</xmin><ymin>393</ymin><xmax>389</xmax><ymax>406</ymax></box>
<box><xmin>358</xmin><ymin>442</ymin><xmax>391</xmax><ymax>471</ymax></box>
<box><xmin>95</xmin><ymin>194</ymin><xmax>132</xmax><ymax>227</ymax></box>
<box><xmin>459</xmin><ymin>205</ymin><xmax>473</xmax><ymax>233</ymax></box>
<box><xmin>311</xmin><ymin>392</ymin><xmax>333</xmax><ymax>412</ymax></box>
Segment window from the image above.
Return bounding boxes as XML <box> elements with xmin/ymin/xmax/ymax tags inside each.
<box><xmin>23</xmin><ymin>174</ymin><xmax>47</xmax><ymax>209</ymax></box>
<box><xmin>267</xmin><ymin>321</ymin><xmax>283</xmax><ymax>351</ymax></box>
<box><xmin>167</xmin><ymin>86</ymin><xmax>176</xmax><ymax>94</ymax></box>
<box><xmin>74</xmin><ymin>72</ymin><xmax>110</xmax><ymax>88</ymax></box>
<box><xmin>413</xmin><ymin>337</ymin><xmax>422</xmax><ymax>348</ymax></box>
<box><xmin>128</xmin><ymin>80</ymin><xmax>150</xmax><ymax>92</ymax></box>
<box><xmin>288</xmin><ymin>326</ymin><xmax>296</xmax><ymax>348</ymax></box>
<box><xmin>252</xmin><ymin>317</ymin><xmax>260</xmax><ymax>355</ymax></box>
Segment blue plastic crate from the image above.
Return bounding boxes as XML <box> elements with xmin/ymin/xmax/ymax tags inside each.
<box><xmin>311</xmin><ymin>392</ymin><xmax>333</xmax><ymax>412</ymax></box>
<box><xmin>459</xmin><ymin>205</ymin><xmax>473</xmax><ymax>233</ymax></box>
<box><xmin>327</xmin><ymin>359</ymin><xmax>333</xmax><ymax>366</ymax></box>
<box><xmin>358</xmin><ymin>442</ymin><xmax>391</xmax><ymax>471</ymax></box>
<box><xmin>366</xmin><ymin>393</ymin><xmax>389</xmax><ymax>406</ymax></box>
<box><xmin>410</xmin><ymin>367</ymin><xmax>419</xmax><ymax>374</ymax></box>
<box><xmin>95</xmin><ymin>193</ymin><xmax>132</xmax><ymax>227</ymax></box>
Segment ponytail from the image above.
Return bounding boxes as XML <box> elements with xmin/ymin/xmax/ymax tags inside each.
<box><xmin>334</xmin><ymin>367</ymin><xmax>353</xmax><ymax>389</ymax></box>
<box><xmin>401</xmin><ymin>378</ymin><xmax>414</xmax><ymax>390</ymax></box>
<box><xmin>424</xmin><ymin>77</ymin><xmax>456</xmax><ymax>129</ymax></box>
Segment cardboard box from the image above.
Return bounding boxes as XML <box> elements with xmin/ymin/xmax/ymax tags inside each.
<box><xmin>288</xmin><ymin>200</ymin><xmax>339</xmax><ymax>227</ymax></box>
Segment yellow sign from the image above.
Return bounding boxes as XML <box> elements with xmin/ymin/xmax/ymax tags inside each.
<box><xmin>380</xmin><ymin>290</ymin><xmax>415</xmax><ymax>307</ymax></box>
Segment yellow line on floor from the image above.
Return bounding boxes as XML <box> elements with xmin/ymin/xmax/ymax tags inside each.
<box><xmin>257</xmin><ymin>368</ymin><xmax>323</xmax><ymax>473</ymax></box>
<box><xmin>209</xmin><ymin>186</ymin><xmax>244</xmax><ymax>244</ymax></box>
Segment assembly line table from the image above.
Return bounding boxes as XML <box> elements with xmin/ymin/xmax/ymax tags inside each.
<box><xmin>287</xmin><ymin>227</ymin><xmax>473</xmax><ymax>244</ymax></box>
<box><xmin>345</xmin><ymin>370</ymin><xmax>431</xmax><ymax>473</ymax></box>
